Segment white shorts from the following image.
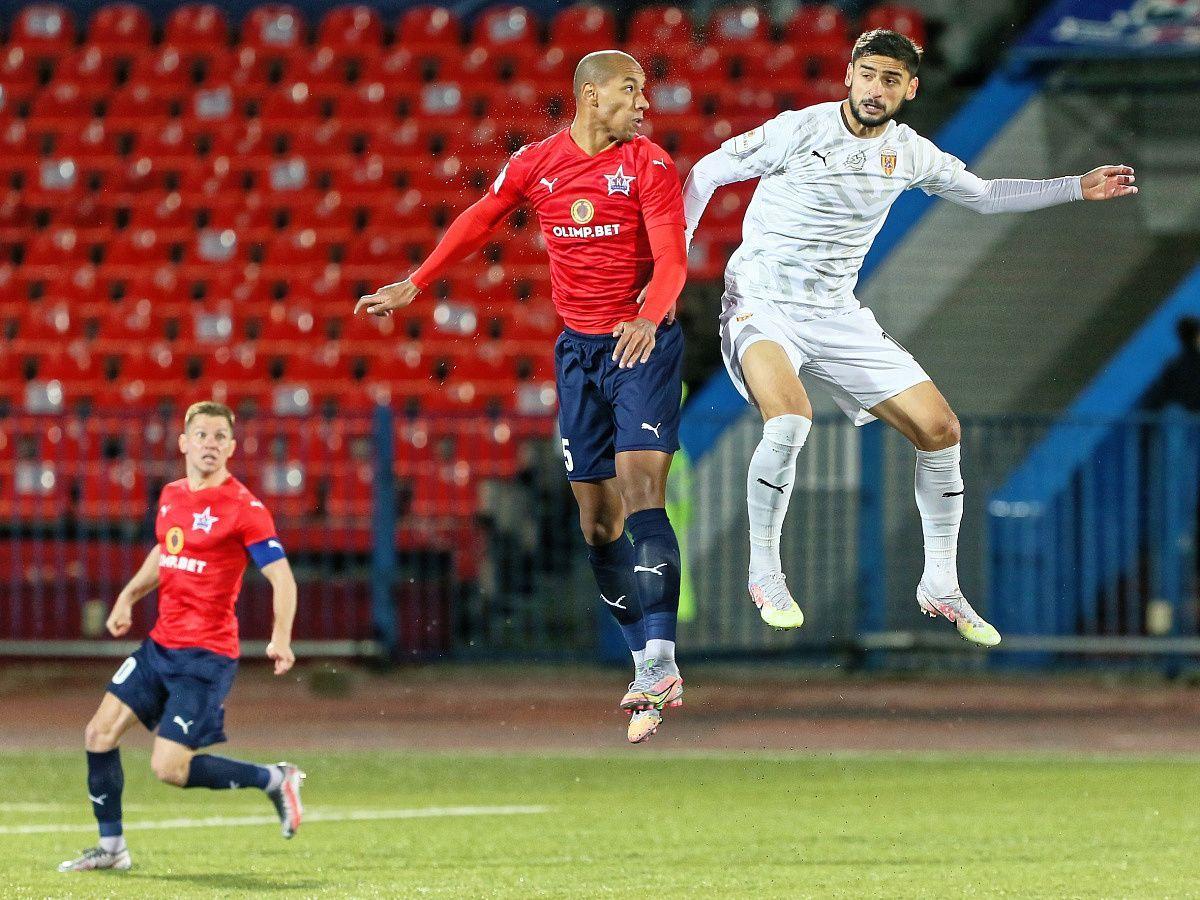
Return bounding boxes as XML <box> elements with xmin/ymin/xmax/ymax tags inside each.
<box><xmin>719</xmin><ymin>296</ymin><xmax>930</xmax><ymax>426</ymax></box>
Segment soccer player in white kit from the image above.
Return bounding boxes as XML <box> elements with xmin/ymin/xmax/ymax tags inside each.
<box><xmin>682</xmin><ymin>30</ymin><xmax>1138</xmax><ymax>644</ymax></box>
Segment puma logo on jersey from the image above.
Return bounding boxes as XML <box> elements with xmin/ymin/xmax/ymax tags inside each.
<box><xmin>652</xmin><ymin>159</ymin><xmax>667</xmax><ymax>168</ymax></box>
<box><xmin>601</xmin><ymin>593</ymin><xmax>628</xmax><ymax>610</ymax></box>
<box><xmin>634</xmin><ymin>563</ymin><xmax>667</xmax><ymax>576</ymax></box>
<box><xmin>641</xmin><ymin>422</ymin><xmax>662</xmax><ymax>438</ymax></box>
<box><xmin>172</xmin><ymin>716</ymin><xmax>194</xmax><ymax>735</ymax></box>
<box><xmin>250</xmin><ymin>500</ymin><xmax>264</xmax><ymax>509</ymax></box>
<box><xmin>159</xmin><ymin>504</ymin><xmax>170</xmax><ymax>517</ymax></box>
<box><xmin>88</xmin><ymin>793</ymin><xmax>107</xmax><ymax>806</ymax></box>
<box><xmin>540</xmin><ymin>177</ymin><xmax>558</xmax><ymax>193</ymax></box>
<box><xmin>811</xmin><ymin>150</ymin><xmax>829</xmax><ymax>164</ymax></box>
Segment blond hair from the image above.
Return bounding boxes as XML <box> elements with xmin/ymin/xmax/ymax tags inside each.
<box><xmin>183</xmin><ymin>400</ymin><xmax>235</xmax><ymax>431</ymax></box>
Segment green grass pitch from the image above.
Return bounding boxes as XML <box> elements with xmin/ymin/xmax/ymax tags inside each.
<box><xmin>3</xmin><ymin>750</ymin><xmax>1197</xmax><ymax>897</ymax></box>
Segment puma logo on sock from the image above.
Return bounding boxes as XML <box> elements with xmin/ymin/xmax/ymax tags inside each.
<box><xmin>757</xmin><ymin>478</ymin><xmax>788</xmax><ymax>494</ymax></box>
<box><xmin>942</xmin><ymin>490</ymin><xmax>965</xmax><ymax>498</ymax></box>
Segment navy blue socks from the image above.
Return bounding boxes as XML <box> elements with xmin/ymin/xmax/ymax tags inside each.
<box><xmin>587</xmin><ymin>535</ymin><xmax>647</xmax><ymax>656</ymax></box>
<box><xmin>185</xmin><ymin>755</ymin><xmax>273</xmax><ymax>791</ymax></box>
<box><xmin>87</xmin><ymin>749</ymin><xmax>125</xmax><ymax>839</ymax></box>
<box><xmin>625</xmin><ymin>507</ymin><xmax>681</xmax><ymax>654</ymax></box>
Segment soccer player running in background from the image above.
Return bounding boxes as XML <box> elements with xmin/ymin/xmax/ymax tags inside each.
<box><xmin>683</xmin><ymin>30</ymin><xmax>1137</xmax><ymax>644</ymax></box>
<box><xmin>357</xmin><ymin>50</ymin><xmax>688</xmax><ymax>744</ymax></box>
<box><xmin>58</xmin><ymin>402</ymin><xmax>304</xmax><ymax>873</ymax></box>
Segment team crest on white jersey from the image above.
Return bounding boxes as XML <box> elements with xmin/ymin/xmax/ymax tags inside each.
<box><xmin>847</xmin><ymin>150</ymin><xmax>866</xmax><ymax>171</ymax></box>
<box><xmin>603</xmin><ymin>165</ymin><xmax>635</xmax><ymax>196</ymax></box>
<box><xmin>728</xmin><ymin>127</ymin><xmax>765</xmax><ymax>156</ymax></box>
<box><xmin>881</xmin><ymin>148</ymin><xmax>897</xmax><ymax>176</ymax></box>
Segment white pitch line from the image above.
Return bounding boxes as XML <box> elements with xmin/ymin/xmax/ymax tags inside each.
<box><xmin>0</xmin><ymin>805</ymin><xmax>549</xmax><ymax>836</ymax></box>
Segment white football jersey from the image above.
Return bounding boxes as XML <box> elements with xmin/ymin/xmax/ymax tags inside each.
<box><xmin>711</xmin><ymin>101</ymin><xmax>967</xmax><ymax>319</ymax></box>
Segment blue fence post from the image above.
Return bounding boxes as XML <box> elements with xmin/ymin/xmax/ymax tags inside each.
<box><xmin>857</xmin><ymin>421</ymin><xmax>887</xmax><ymax>648</ymax></box>
<box><xmin>371</xmin><ymin>403</ymin><xmax>398</xmax><ymax>659</ymax></box>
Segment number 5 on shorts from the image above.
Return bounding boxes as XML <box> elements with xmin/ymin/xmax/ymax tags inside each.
<box><xmin>561</xmin><ymin>438</ymin><xmax>574</xmax><ymax>473</ymax></box>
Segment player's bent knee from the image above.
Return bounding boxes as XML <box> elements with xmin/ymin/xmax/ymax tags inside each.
<box><xmin>916</xmin><ymin>413</ymin><xmax>961</xmax><ymax>451</ymax></box>
<box><xmin>579</xmin><ymin>517</ymin><xmax>624</xmax><ymax>545</ymax></box>
<box><xmin>151</xmin><ymin>751</ymin><xmax>191</xmax><ymax>786</ymax></box>
<box><xmin>84</xmin><ymin>719</ymin><xmax>119</xmax><ymax>752</ymax></box>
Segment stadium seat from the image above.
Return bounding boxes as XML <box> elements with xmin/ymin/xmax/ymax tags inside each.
<box><xmin>397</xmin><ymin>6</ymin><xmax>462</xmax><ymax>53</ymax></box>
<box><xmin>9</xmin><ymin>4</ymin><xmax>77</xmax><ymax>54</ymax></box>
<box><xmin>257</xmin><ymin>82</ymin><xmax>321</xmax><ymax>125</ymax></box>
<box><xmin>27</xmin><ymin>83</ymin><xmax>102</xmax><ymax>130</ymax></box>
<box><xmin>317</xmin><ymin>5</ymin><xmax>384</xmax><ymax>50</ymax></box>
<box><xmin>549</xmin><ymin>4</ymin><xmax>616</xmax><ymax>52</ymax></box>
<box><xmin>242</xmin><ymin>5</ymin><xmax>308</xmax><ymax>51</ymax></box>
<box><xmin>473</xmin><ymin>5</ymin><xmax>540</xmax><ymax>49</ymax></box>
<box><xmin>127</xmin><ymin>46</ymin><xmax>201</xmax><ymax>92</ymax></box>
<box><xmin>105</xmin><ymin>82</ymin><xmax>183</xmax><ymax>130</ymax></box>
<box><xmin>20</xmin><ymin>228</ymin><xmax>89</xmax><ymax>281</ymax></box>
<box><xmin>0</xmin><ymin>47</ymin><xmax>44</xmax><ymax>96</ymax></box>
<box><xmin>784</xmin><ymin>4</ymin><xmax>849</xmax><ymax>52</ymax></box>
<box><xmin>56</xmin><ymin>46</ymin><xmax>125</xmax><ymax>89</ymax></box>
<box><xmin>165</xmin><ymin>4</ymin><xmax>231</xmax><ymax>51</ymax></box>
<box><xmin>707</xmin><ymin>4</ymin><xmax>772</xmax><ymax>46</ymax></box>
<box><xmin>101</xmin><ymin>228</ymin><xmax>174</xmax><ymax>279</ymax></box>
<box><xmin>861</xmin><ymin>4</ymin><xmax>927</xmax><ymax>46</ymax></box>
<box><xmin>0</xmin><ymin>121</ymin><xmax>42</xmax><ymax>171</ymax></box>
<box><xmin>628</xmin><ymin>5</ymin><xmax>693</xmax><ymax>46</ymax></box>
<box><xmin>87</xmin><ymin>4</ymin><xmax>153</xmax><ymax>52</ymax></box>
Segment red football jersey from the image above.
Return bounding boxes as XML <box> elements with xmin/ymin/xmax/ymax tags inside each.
<box><xmin>150</xmin><ymin>475</ymin><xmax>278</xmax><ymax>658</ymax></box>
<box><xmin>491</xmin><ymin>129</ymin><xmax>686</xmax><ymax>333</ymax></box>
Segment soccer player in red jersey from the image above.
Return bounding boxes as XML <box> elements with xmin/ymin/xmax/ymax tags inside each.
<box><xmin>58</xmin><ymin>402</ymin><xmax>304</xmax><ymax>873</ymax></box>
<box><xmin>357</xmin><ymin>51</ymin><xmax>689</xmax><ymax>744</ymax></box>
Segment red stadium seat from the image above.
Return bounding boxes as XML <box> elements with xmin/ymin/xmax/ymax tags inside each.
<box><xmin>318</xmin><ymin>5</ymin><xmax>384</xmax><ymax>50</ymax></box>
<box><xmin>124</xmin><ymin>194</ymin><xmax>197</xmax><ymax>243</ymax></box>
<box><xmin>297</xmin><ymin>45</ymin><xmax>372</xmax><ymax>91</ymax></box>
<box><xmin>27</xmin><ymin>83</ymin><xmax>101</xmax><ymax>130</ymax></box>
<box><xmin>101</xmin><ymin>228</ymin><xmax>174</xmax><ymax>279</ymax></box>
<box><xmin>93</xmin><ymin>301</ymin><xmax>168</xmax><ymax>348</ymax></box>
<box><xmin>0</xmin><ymin>121</ymin><xmax>41</xmax><ymax>171</ymax></box>
<box><xmin>861</xmin><ymin>4</ymin><xmax>927</xmax><ymax>46</ymax></box>
<box><xmin>54</xmin><ymin>196</ymin><xmax>122</xmax><ymax>243</ymax></box>
<box><xmin>10</xmin><ymin>4</ymin><xmax>77</xmax><ymax>53</ymax></box>
<box><xmin>397</xmin><ymin>6</ymin><xmax>462</xmax><ymax>52</ymax></box>
<box><xmin>628</xmin><ymin>5</ymin><xmax>693</xmax><ymax>46</ymax></box>
<box><xmin>328</xmin><ymin>81</ymin><xmax>400</xmax><ymax>126</ymax></box>
<box><xmin>20</xmin><ymin>229</ymin><xmax>88</xmax><ymax>281</ymax></box>
<box><xmin>87</xmin><ymin>4</ymin><xmax>153</xmax><ymax>52</ymax></box>
<box><xmin>260</xmin><ymin>229</ymin><xmax>332</xmax><ymax>280</ymax></box>
<box><xmin>165</xmin><ymin>4</ymin><xmax>230</xmax><ymax>51</ymax></box>
<box><xmin>279</xmin><ymin>120</ymin><xmax>352</xmax><ymax>168</ymax></box>
<box><xmin>56</xmin><ymin>46</ymin><xmax>125</xmax><ymax>89</ymax></box>
<box><xmin>77</xmin><ymin>459</ymin><xmax>147</xmax><ymax>520</ymax></box>
<box><xmin>242</xmin><ymin>5</ymin><xmax>308</xmax><ymax>52</ymax></box>
<box><xmin>0</xmin><ymin>47</ymin><xmax>44</xmax><ymax>95</ymax></box>
<box><xmin>550</xmin><ymin>4</ymin><xmax>616</xmax><ymax>52</ymax></box>
<box><xmin>708</xmin><ymin>4</ymin><xmax>772</xmax><ymax>45</ymax></box>
<box><xmin>105</xmin><ymin>82</ymin><xmax>183</xmax><ymax>130</ymax></box>
<box><xmin>128</xmin><ymin>46</ymin><xmax>201</xmax><ymax>92</ymax></box>
<box><xmin>257</xmin><ymin>82</ymin><xmax>321</xmax><ymax>125</ymax></box>
<box><xmin>473</xmin><ymin>5</ymin><xmax>540</xmax><ymax>50</ymax></box>
<box><xmin>358</xmin><ymin>47</ymin><xmax>428</xmax><ymax>90</ymax></box>
<box><xmin>784</xmin><ymin>4</ymin><xmax>850</xmax><ymax>52</ymax></box>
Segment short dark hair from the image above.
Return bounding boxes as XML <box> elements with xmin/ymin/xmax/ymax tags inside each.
<box><xmin>851</xmin><ymin>29</ymin><xmax>922</xmax><ymax>75</ymax></box>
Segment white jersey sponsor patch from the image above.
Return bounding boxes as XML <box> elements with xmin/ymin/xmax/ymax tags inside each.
<box><xmin>726</xmin><ymin>127</ymin><xmax>766</xmax><ymax>156</ymax></box>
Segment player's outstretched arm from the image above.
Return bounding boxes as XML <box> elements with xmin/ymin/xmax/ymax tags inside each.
<box><xmin>932</xmin><ymin>165</ymin><xmax>1137</xmax><ymax>214</ymax></box>
<box><xmin>682</xmin><ymin>149</ymin><xmax>753</xmax><ymax>249</ymax></box>
<box><xmin>108</xmin><ymin>546</ymin><xmax>161</xmax><ymax>637</ymax></box>
<box><xmin>355</xmin><ymin>191</ymin><xmax>518</xmax><ymax>317</ymax></box>
<box><xmin>261</xmin><ymin>557</ymin><xmax>297</xmax><ymax>676</ymax></box>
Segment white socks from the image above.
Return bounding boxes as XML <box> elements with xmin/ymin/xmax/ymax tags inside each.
<box><xmin>914</xmin><ymin>444</ymin><xmax>964</xmax><ymax>597</ymax></box>
<box><xmin>747</xmin><ymin>414</ymin><xmax>812</xmax><ymax>579</ymax></box>
<box><xmin>644</xmin><ymin>639</ymin><xmax>677</xmax><ymax>675</ymax></box>
<box><xmin>99</xmin><ymin>835</ymin><xmax>126</xmax><ymax>854</ymax></box>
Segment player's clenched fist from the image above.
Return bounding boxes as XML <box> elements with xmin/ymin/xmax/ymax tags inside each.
<box><xmin>266</xmin><ymin>640</ymin><xmax>295</xmax><ymax>676</ymax></box>
<box><xmin>355</xmin><ymin>279</ymin><xmax>419</xmax><ymax>317</ymax></box>
<box><xmin>611</xmin><ymin>317</ymin><xmax>657</xmax><ymax>369</ymax></box>
<box><xmin>106</xmin><ymin>599</ymin><xmax>133</xmax><ymax>637</ymax></box>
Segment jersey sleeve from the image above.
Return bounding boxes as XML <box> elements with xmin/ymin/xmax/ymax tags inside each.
<box><xmin>908</xmin><ymin>134</ymin><xmax>969</xmax><ymax>196</ymax></box>
<box><xmin>490</xmin><ymin>144</ymin><xmax>534</xmax><ymax>207</ymax></box>
<box><xmin>717</xmin><ymin>111</ymin><xmax>805</xmax><ymax>180</ymax></box>
<box><xmin>638</xmin><ymin>146</ymin><xmax>685</xmax><ymax>231</ymax></box>
<box><xmin>236</xmin><ymin>495</ymin><xmax>279</xmax><ymax>548</ymax></box>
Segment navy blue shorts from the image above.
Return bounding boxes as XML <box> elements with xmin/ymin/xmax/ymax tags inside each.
<box><xmin>107</xmin><ymin>639</ymin><xmax>238</xmax><ymax>749</ymax></box>
<box><xmin>554</xmin><ymin>320</ymin><xmax>684</xmax><ymax>482</ymax></box>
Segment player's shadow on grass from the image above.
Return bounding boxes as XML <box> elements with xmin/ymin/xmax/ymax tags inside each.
<box><xmin>129</xmin><ymin>872</ymin><xmax>324</xmax><ymax>892</ymax></box>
